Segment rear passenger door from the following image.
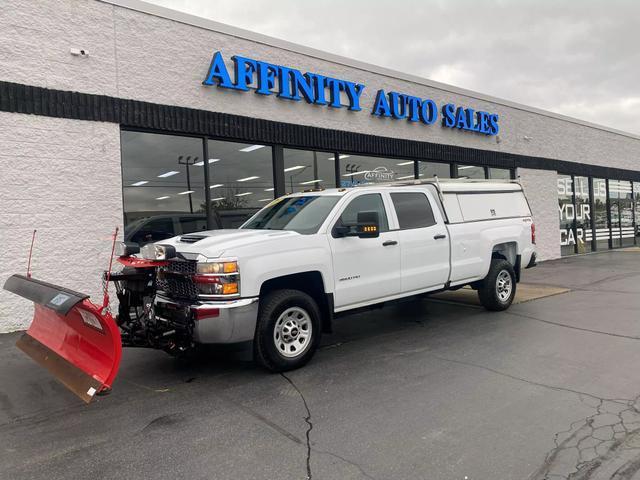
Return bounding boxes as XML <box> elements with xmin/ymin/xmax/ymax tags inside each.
<box><xmin>390</xmin><ymin>191</ymin><xmax>450</xmax><ymax>292</ymax></box>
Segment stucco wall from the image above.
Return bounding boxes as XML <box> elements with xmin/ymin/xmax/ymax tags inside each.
<box><xmin>0</xmin><ymin>0</ymin><xmax>118</xmax><ymax>97</ymax></box>
<box><xmin>0</xmin><ymin>112</ymin><xmax>122</xmax><ymax>333</ymax></box>
<box><xmin>0</xmin><ymin>0</ymin><xmax>639</xmax><ymax>171</ymax></box>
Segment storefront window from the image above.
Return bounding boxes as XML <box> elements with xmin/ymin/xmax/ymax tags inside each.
<box><xmin>339</xmin><ymin>155</ymin><xmax>415</xmax><ymax>186</ymax></box>
<box><xmin>620</xmin><ymin>181</ymin><xmax>635</xmax><ymax>247</ymax></box>
<box><xmin>121</xmin><ymin>131</ymin><xmax>206</xmax><ymax>244</ymax></box>
<box><xmin>635</xmin><ymin>182</ymin><xmax>640</xmax><ymax>244</ymax></box>
<box><xmin>417</xmin><ymin>161</ymin><xmax>450</xmax><ymax>179</ymax></box>
<box><xmin>593</xmin><ymin>178</ymin><xmax>609</xmax><ymax>250</ymax></box>
<box><xmin>283</xmin><ymin>149</ymin><xmax>336</xmax><ymax>192</ymax></box>
<box><xmin>457</xmin><ymin>165</ymin><xmax>486</xmax><ymax>179</ymax></box>
<box><xmin>608</xmin><ymin>180</ymin><xmax>621</xmax><ymax>248</ymax></box>
<box><xmin>207</xmin><ymin>140</ymin><xmax>275</xmax><ymax>229</ymax></box>
<box><xmin>488</xmin><ymin>168</ymin><xmax>512</xmax><ymax>180</ymax></box>
<box><xmin>574</xmin><ymin>176</ymin><xmax>593</xmax><ymax>253</ymax></box>
<box><xmin>609</xmin><ymin>180</ymin><xmax>634</xmax><ymax>248</ymax></box>
<box><xmin>558</xmin><ymin>174</ymin><xmax>576</xmax><ymax>255</ymax></box>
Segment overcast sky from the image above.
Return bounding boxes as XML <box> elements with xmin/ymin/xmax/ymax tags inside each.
<box><xmin>147</xmin><ymin>0</ymin><xmax>640</xmax><ymax>135</ymax></box>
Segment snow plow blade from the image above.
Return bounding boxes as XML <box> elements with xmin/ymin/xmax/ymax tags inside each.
<box><xmin>4</xmin><ymin>274</ymin><xmax>122</xmax><ymax>403</ymax></box>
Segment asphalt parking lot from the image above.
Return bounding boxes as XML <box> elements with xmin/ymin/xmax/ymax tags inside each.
<box><xmin>1</xmin><ymin>250</ymin><xmax>639</xmax><ymax>480</ymax></box>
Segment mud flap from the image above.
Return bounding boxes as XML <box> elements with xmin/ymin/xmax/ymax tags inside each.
<box><xmin>4</xmin><ymin>274</ymin><xmax>122</xmax><ymax>403</ymax></box>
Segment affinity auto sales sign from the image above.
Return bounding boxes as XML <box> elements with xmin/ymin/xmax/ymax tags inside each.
<box><xmin>202</xmin><ymin>51</ymin><xmax>500</xmax><ymax>136</ymax></box>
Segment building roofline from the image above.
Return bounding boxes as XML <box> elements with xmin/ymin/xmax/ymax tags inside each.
<box><xmin>102</xmin><ymin>0</ymin><xmax>640</xmax><ymax>141</ymax></box>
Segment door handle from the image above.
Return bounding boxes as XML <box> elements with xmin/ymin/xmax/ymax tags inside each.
<box><xmin>433</xmin><ymin>234</ymin><xmax>447</xmax><ymax>240</ymax></box>
<box><xmin>382</xmin><ymin>240</ymin><xmax>398</xmax><ymax>247</ymax></box>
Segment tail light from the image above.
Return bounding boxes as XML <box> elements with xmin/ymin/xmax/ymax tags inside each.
<box><xmin>531</xmin><ymin>223</ymin><xmax>536</xmax><ymax>244</ymax></box>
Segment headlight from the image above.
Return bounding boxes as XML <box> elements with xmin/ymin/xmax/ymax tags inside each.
<box><xmin>194</xmin><ymin>260</ymin><xmax>239</xmax><ymax>296</ymax></box>
<box><xmin>193</xmin><ymin>275</ymin><xmax>239</xmax><ymax>295</ymax></box>
<box><xmin>115</xmin><ymin>241</ymin><xmax>140</xmax><ymax>257</ymax></box>
<box><xmin>140</xmin><ymin>244</ymin><xmax>176</xmax><ymax>261</ymax></box>
<box><xmin>197</xmin><ymin>261</ymin><xmax>238</xmax><ymax>274</ymax></box>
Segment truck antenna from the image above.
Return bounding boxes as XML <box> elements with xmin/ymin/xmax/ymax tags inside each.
<box><xmin>26</xmin><ymin>229</ymin><xmax>36</xmax><ymax>278</ymax></box>
<box><xmin>101</xmin><ymin>226</ymin><xmax>119</xmax><ymax>311</ymax></box>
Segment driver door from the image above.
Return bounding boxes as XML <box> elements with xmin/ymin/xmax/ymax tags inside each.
<box><xmin>329</xmin><ymin>193</ymin><xmax>401</xmax><ymax>310</ymax></box>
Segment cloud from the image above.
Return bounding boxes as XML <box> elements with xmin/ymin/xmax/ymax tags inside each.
<box><xmin>147</xmin><ymin>0</ymin><xmax>640</xmax><ymax>134</ymax></box>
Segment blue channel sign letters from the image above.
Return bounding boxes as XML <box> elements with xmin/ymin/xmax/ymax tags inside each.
<box><xmin>202</xmin><ymin>51</ymin><xmax>500</xmax><ymax>136</ymax></box>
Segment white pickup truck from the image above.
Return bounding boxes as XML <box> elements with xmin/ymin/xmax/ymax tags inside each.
<box><xmin>142</xmin><ymin>179</ymin><xmax>537</xmax><ymax>372</ymax></box>
<box><xmin>4</xmin><ymin>178</ymin><xmax>537</xmax><ymax>400</ymax></box>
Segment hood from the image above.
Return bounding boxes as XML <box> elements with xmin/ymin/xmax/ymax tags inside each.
<box><xmin>161</xmin><ymin>229</ymin><xmax>300</xmax><ymax>258</ymax></box>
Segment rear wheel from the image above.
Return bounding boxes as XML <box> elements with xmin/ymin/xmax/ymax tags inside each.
<box><xmin>478</xmin><ymin>259</ymin><xmax>516</xmax><ymax>311</ymax></box>
<box><xmin>254</xmin><ymin>289</ymin><xmax>322</xmax><ymax>372</ymax></box>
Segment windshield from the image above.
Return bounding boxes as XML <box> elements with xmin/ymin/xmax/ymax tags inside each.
<box><xmin>241</xmin><ymin>196</ymin><xmax>340</xmax><ymax>234</ymax></box>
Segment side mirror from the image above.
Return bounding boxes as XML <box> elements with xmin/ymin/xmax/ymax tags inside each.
<box><xmin>334</xmin><ymin>211</ymin><xmax>380</xmax><ymax>239</ymax></box>
<box><xmin>355</xmin><ymin>211</ymin><xmax>380</xmax><ymax>238</ymax></box>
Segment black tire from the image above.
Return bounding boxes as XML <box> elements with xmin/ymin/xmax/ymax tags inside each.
<box><xmin>477</xmin><ymin>259</ymin><xmax>517</xmax><ymax>311</ymax></box>
<box><xmin>254</xmin><ymin>289</ymin><xmax>322</xmax><ymax>372</ymax></box>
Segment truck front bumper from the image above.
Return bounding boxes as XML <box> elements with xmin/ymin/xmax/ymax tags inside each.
<box><xmin>154</xmin><ymin>295</ymin><xmax>259</xmax><ymax>344</ymax></box>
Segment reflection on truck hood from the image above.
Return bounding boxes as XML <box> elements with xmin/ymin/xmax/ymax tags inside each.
<box><xmin>161</xmin><ymin>229</ymin><xmax>300</xmax><ymax>258</ymax></box>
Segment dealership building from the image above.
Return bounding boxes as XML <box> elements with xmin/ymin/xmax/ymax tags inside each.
<box><xmin>1</xmin><ymin>0</ymin><xmax>640</xmax><ymax>332</ymax></box>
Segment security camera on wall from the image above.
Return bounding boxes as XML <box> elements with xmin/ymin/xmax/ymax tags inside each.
<box><xmin>70</xmin><ymin>48</ymin><xmax>89</xmax><ymax>57</ymax></box>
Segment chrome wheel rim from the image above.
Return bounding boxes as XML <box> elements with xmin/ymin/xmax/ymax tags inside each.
<box><xmin>273</xmin><ymin>307</ymin><xmax>313</xmax><ymax>358</ymax></box>
<box><xmin>496</xmin><ymin>270</ymin><xmax>513</xmax><ymax>302</ymax></box>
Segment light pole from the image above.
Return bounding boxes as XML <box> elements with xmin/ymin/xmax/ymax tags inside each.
<box><xmin>178</xmin><ymin>155</ymin><xmax>198</xmax><ymax>213</ymax></box>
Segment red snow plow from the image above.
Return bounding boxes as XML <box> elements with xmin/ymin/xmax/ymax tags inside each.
<box><xmin>4</xmin><ymin>230</ymin><xmax>170</xmax><ymax>403</ymax></box>
<box><xmin>4</xmin><ymin>275</ymin><xmax>122</xmax><ymax>403</ymax></box>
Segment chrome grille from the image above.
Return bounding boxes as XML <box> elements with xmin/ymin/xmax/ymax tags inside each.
<box><xmin>157</xmin><ymin>260</ymin><xmax>198</xmax><ymax>300</ymax></box>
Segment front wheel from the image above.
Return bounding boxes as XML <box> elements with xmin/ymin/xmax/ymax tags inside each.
<box><xmin>478</xmin><ymin>259</ymin><xmax>517</xmax><ymax>311</ymax></box>
<box><xmin>254</xmin><ymin>289</ymin><xmax>322</xmax><ymax>372</ymax></box>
